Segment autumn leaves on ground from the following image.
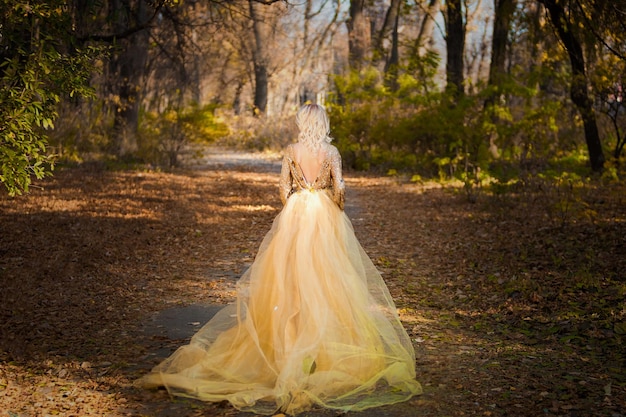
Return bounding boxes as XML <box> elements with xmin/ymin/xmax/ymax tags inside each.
<box><xmin>0</xmin><ymin>149</ymin><xmax>624</xmax><ymax>417</ymax></box>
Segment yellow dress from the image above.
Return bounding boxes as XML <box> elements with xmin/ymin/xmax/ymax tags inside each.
<box><xmin>136</xmin><ymin>144</ymin><xmax>422</xmax><ymax>415</ymax></box>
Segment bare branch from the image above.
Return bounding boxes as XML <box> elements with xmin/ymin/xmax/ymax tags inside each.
<box><xmin>78</xmin><ymin>0</ymin><xmax>168</xmax><ymax>43</ymax></box>
<box><xmin>573</xmin><ymin>0</ymin><xmax>626</xmax><ymax>62</ymax></box>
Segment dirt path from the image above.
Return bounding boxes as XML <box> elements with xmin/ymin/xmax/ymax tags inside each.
<box><xmin>0</xmin><ymin>147</ymin><xmax>624</xmax><ymax>416</ymax></box>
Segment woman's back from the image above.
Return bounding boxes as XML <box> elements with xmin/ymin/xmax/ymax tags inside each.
<box><xmin>292</xmin><ymin>142</ymin><xmax>327</xmax><ymax>184</ymax></box>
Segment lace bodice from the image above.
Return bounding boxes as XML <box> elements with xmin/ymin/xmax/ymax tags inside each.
<box><xmin>279</xmin><ymin>143</ymin><xmax>345</xmax><ymax>210</ymax></box>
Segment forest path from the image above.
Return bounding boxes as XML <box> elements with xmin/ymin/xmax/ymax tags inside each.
<box><xmin>0</xmin><ymin>146</ymin><xmax>623</xmax><ymax>416</ymax></box>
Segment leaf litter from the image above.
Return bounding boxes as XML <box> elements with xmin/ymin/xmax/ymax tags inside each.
<box><xmin>0</xmin><ymin>152</ymin><xmax>624</xmax><ymax>416</ymax></box>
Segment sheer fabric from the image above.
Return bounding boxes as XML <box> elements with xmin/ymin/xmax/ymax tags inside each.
<box><xmin>136</xmin><ymin>144</ymin><xmax>422</xmax><ymax>415</ymax></box>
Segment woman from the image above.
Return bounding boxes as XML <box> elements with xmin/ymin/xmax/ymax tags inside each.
<box><xmin>136</xmin><ymin>104</ymin><xmax>422</xmax><ymax>415</ymax></box>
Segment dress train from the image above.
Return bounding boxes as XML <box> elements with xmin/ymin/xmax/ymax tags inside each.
<box><xmin>137</xmin><ymin>187</ymin><xmax>422</xmax><ymax>415</ymax></box>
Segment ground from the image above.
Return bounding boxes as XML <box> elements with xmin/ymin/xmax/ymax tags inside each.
<box><xmin>0</xmin><ymin>147</ymin><xmax>624</xmax><ymax>417</ymax></box>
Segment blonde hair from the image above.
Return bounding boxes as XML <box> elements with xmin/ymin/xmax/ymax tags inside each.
<box><xmin>296</xmin><ymin>104</ymin><xmax>332</xmax><ymax>154</ymax></box>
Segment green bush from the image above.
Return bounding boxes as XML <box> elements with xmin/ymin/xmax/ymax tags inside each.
<box><xmin>326</xmin><ymin>62</ymin><xmax>596</xmax><ymax>195</ymax></box>
<box><xmin>328</xmin><ymin>69</ymin><xmax>493</xmax><ymax>182</ymax></box>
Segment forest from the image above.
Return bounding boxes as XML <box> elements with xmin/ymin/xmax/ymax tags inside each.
<box><xmin>1</xmin><ymin>0</ymin><xmax>625</xmax><ymax>416</ymax></box>
<box><xmin>1</xmin><ymin>0</ymin><xmax>625</xmax><ymax>195</ymax></box>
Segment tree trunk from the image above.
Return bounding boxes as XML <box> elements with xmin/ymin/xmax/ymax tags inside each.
<box><xmin>109</xmin><ymin>0</ymin><xmax>150</xmax><ymax>156</ymax></box>
<box><xmin>347</xmin><ymin>0</ymin><xmax>370</xmax><ymax>70</ymax></box>
<box><xmin>384</xmin><ymin>11</ymin><xmax>400</xmax><ymax>91</ymax></box>
<box><xmin>445</xmin><ymin>0</ymin><xmax>465</xmax><ymax>97</ymax></box>
<box><xmin>527</xmin><ymin>2</ymin><xmax>543</xmax><ymax>76</ymax></box>
<box><xmin>484</xmin><ymin>0</ymin><xmax>516</xmax><ymax>157</ymax></box>
<box><xmin>486</xmin><ymin>0</ymin><xmax>516</xmax><ymax>105</ymax></box>
<box><xmin>415</xmin><ymin>0</ymin><xmax>441</xmax><ymax>57</ymax></box>
<box><xmin>249</xmin><ymin>0</ymin><xmax>270</xmax><ymax>115</ymax></box>
<box><xmin>374</xmin><ymin>0</ymin><xmax>401</xmax><ymax>64</ymax></box>
<box><xmin>538</xmin><ymin>0</ymin><xmax>605</xmax><ymax>171</ymax></box>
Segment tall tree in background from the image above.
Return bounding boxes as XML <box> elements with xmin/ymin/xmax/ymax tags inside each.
<box><xmin>408</xmin><ymin>0</ymin><xmax>442</xmax><ymax>91</ymax></box>
<box><xmin>107</xmin><ymin>0</ymin><xmax>152</xmax><ymax>156</ymax></box>
<box><xmin>486</xmin><ymin>0</ymin><xmax>516</xmax><ymax>106</ymax></box>
<box><xmin>444</xmin><ymin>0</ymin><xmax>466</xmax><ymax>96</ymax></box>
<box><xmin>574</xmin><ymin>0</ymin><xmax>626</xmax><ymax>162</ymax></box>
<box><xmin>249</xmin><ymin>0</ymin><xmax>271</xmax><ymax>115</ymax></box>
<box><xmin>484</xmin><ymin>0</ymin><xmax>516</xmax><ymax>157</ymax></box>
<box><xmin>383</xmin><ymin>9</ymin><xmax>401</xmax><ymax>91</ymax></box>
<box><xmin>75</xmin><ymin>0</ymin><xmax>166</xmax><ymax>156</ymax></box>
<box><xmin>414</xmin><ymin>0</ymin><xmax>442</xmax><ymax>57</ymax></box>
<box><xmin>373</xmin><ymin>0</ymin><xmax>402</xmax><ymax>80</ymax></box>
<box><xmin>537</xmin><ymin>0</ymin><xmax>605</xmax><ymax>171</ymax></box>
<box><xmin>526</xmin><ymin>2</ymin><xmax>544</xmax><ymax>80</ymax></box>
<box><xmin>347</xmin><ymin>0</ymin><xmax>370</xmax><ymax>70</ymax></box>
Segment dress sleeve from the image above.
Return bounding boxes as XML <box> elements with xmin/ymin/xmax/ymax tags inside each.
<box><xmin>330</xmin><ymin>147</ymin><xmax>345</xmax><ymax>210</ymax></box>
<box><xmin>279</xmin><ymin>146</ymin><xmax>293</xmax><ymax>205</ymax></box>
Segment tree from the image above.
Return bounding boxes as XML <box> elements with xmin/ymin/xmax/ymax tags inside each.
<box><xmin>444</xmin><ymin>0</ymin><xmax>466</xmax><ymax>96</ymax></box>
<box><xmin>537</xmin><ymin>0</ymin><xmax>605</xmax><ymax>171</ymax></box>
<box><xmin>0</xmin><ymin>1</ymin><xmax>99</xmax><ymax>196</ymax></box>
<box><xmin>486</xmin><ymin>0</ymin><xmax>516</xmax><ymax>105</ymax></box>
<box><xmin>414</xmin><ymin>0</ymin><xmax>442</xmax><ymax>58</ymax></box>
<box><xmin>484</xmin><ymin>0</ymin><xmax>516</xmax><ymax>157</ymax></box>
<box><xmin>383</xmin><ymin>9</ymin><xmax>401</xmax><ymax>91</ymax></box>
<box><xmin>597</xmin><ymin>78</ymin><xmax>626</xmax><ymax>160</ymax></box>
<box><xmin>249</xmin><ymin>0</ymin><xmax>271</xmax><ymax>115</ymax></box>
<box><xmin>373</xmin><ymin>0</ymin><xmax>402</xmax><ymax>66</ymax></box>
<box><xmin>408</xmin><ymin>0</ymin><xmax>442</xmax><ymax>93</ymax></box>
<box><xmin>572</xmin><ymin>0</ymin><xmax>626</xmax><ymax>63</ymax></box>
<box><xmin>347</xmin><ymin>0</ymin><xmax>371</xmax><ymax>70</ymax></box>
<box><xmin>107</xmin><ymin>0</ymin><xmax>152</xmax><ymax>156</ymax></box>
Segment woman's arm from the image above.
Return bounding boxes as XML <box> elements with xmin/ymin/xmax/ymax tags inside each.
<box><xmin>279</xmin><ymin>146</ymin><xmax>293</xmax><ymax>205</ymax></box>
<box><xmin>329</xmin><ymin>147</ymin><xmax>345</xmax><ymax>210</ymax></box>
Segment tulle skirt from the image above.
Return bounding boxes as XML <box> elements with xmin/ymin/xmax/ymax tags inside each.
<box><xmin>136</xmin><ymin>189</ymin><xmax>422</xmax><ymax>415</ymax></box>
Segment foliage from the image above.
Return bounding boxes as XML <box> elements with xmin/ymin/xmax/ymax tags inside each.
<box><xmin>405</xmin><ymin>49</ymin><xmax>441</xmax><ymax>95</ymax></box>
<box><xmin>328</xmin><ymin>68</ymin><xmax>440</xmax><ymax>172</ymax></box>
<box><xmin>323</xmin><ymin>0</ymin><xmax>625</xmax><ymax>178</ymax></box>
<box><xmin>139</xmin><ymin>104</ymin><xmax>229</xmax><ymax>167</ymax></box>
<box><xmin>327</xmin><ymin>62</ymin><xmax>601</xmax><ymax>202</ymax></box>
<box><xmin>3</xmin><ymin>0</ymin><xmax>623</xmax><ymax>192</ymax></box>
<box><xmin>0</xmin><ymin>1</ymin><xmax>102</xmax><ymax>196</ymax></box>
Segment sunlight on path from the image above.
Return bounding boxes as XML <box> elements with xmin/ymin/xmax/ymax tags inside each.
<box><xmin>183</xmin><ymin>145</ymin><xmax>282</xmax><ymax>173</ymax></box>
